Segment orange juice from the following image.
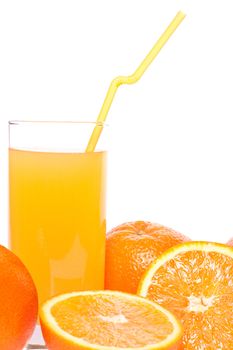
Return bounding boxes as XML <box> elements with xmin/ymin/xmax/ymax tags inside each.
<box><xmin>9</xmin><ymin>148</ymin><xmax>107</xmax><ymax>305</ymax></box>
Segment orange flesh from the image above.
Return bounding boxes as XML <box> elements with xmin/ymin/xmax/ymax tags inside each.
<box><xmin>9</xmin><ymin>149</ymin><xmax>107</xmax><ymax>305</ymax></box>
<box><xmin>146</xmin><ymin>250</ymin><xmax>233</xmax><ymax>349</ymax></box>
<box><xmin>51</xmin><ymin>294</ymin><xmax>174</xmax><ymax>347</ymax></box>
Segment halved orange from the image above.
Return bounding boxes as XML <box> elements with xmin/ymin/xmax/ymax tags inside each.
<box><xmin>138</xmin><ymin>241</ymin><xmax>233</xmax><ymax>349</ymax></box>
<box><xmin>40</xmin><ymin>290</ymin><xmax>182</xmax><ymax>350</ymax></box>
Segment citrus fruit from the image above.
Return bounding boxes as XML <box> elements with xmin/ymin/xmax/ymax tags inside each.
<box><xmin>105</xmin><ymin>221</ymin><xmax>190</xmax><ymax>293</ymax></box>
<box><xmin>40</xmin><ymin>290</ymin><xmax>183</xmax><ymax>350</ymax></box>
<box><xmin>138</xmin><ymin>241</ymin><xmax>233</xmax><ymax>349</ymax></box>
<box><xmin>0</xmin><ymin>244</ymin><xmax>38</xmax><ymax>350</ymax></box>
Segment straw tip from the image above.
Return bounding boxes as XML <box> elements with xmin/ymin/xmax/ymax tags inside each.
<box><xmin>177</xmin><ymin>10</ymin><xmax>186</xmax><ymax>19</ymax></box>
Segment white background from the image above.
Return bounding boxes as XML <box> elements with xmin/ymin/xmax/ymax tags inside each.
<box><xmin>1</xmin><ymin>0</ymin><xmax>233</xmax><ymax>246</ymax></box>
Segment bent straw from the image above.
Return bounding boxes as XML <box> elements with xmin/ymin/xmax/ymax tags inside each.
<box><xmin>86</xmin><ymin>11</ymin><xmax>186</xmax><ymax>152</ymax></box>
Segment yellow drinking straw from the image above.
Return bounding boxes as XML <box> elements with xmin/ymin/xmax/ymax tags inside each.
<box><xmin>86</xmin><ymin>11</ymin><xmax>186</xmax><ymax>152</ymax></box>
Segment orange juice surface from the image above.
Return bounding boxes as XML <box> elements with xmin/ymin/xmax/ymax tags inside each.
<box><xmin>9</xmin><ymin>148</ymin><xmax>107</xmax><ymax>305</ymax></box>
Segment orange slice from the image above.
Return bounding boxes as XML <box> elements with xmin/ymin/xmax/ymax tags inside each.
<box><xmin>138</xmin><ymin>241</ymin><xmax>233</xmax><ymax>349</ymax></box>
<box><xmin>40</xmin><ymin>290</ymin><xmax>182</xmax><ymax>350</ymax></box>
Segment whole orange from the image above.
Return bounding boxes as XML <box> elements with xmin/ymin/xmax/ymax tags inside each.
<box><xmin>105</xmin><ymin>221</ymin><xmax>191</xmax><ymax>293</ymax></box>
<box><xmin>0</xmin><ymin>245</ymin><xmax>38</xmax><ymax>350</ymax></box>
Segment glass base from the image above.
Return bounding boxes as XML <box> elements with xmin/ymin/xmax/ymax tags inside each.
<box><xmin>25</xmin><ymin>325</ymin><xmax>47</xmax><ymax>349</ymax></box>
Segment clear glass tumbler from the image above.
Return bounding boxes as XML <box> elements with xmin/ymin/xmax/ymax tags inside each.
<box><xmin>9</xmin><ymin>121</ymin><xmax>107</xmax><ymax>348</ymax></box>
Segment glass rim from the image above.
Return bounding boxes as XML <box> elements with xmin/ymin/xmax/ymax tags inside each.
<box><xmin>8</xmin><ymin>120</ymin><xmax>108</xmax><ymax>127</ymax></box>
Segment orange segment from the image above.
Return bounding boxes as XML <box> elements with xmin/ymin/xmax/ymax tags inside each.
<box><xmin>138</xmin><ymin>242</ymin><xmax>233</xmax><ymax>350</ymax></box>
<box><xmin>40</xmin><ymin>290</ymin><xmax>182</xmax><ymax>350</ymax></box>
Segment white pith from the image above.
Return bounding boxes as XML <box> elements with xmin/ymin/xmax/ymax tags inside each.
<box><xmin>98</xmin><ymin>314</ymin><xmax>128</xmax><ymax>324</ymax></box>
<box><xmin>187</xmin><ymin>295</ymin><xmax>215</xmax><ymax>313</ymax></box>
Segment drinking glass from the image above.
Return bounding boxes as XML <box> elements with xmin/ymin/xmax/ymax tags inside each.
<box><xmin>9</xmin><ymin>121</ymin><xmax>107</xmax><ymax>348</ymax></box>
